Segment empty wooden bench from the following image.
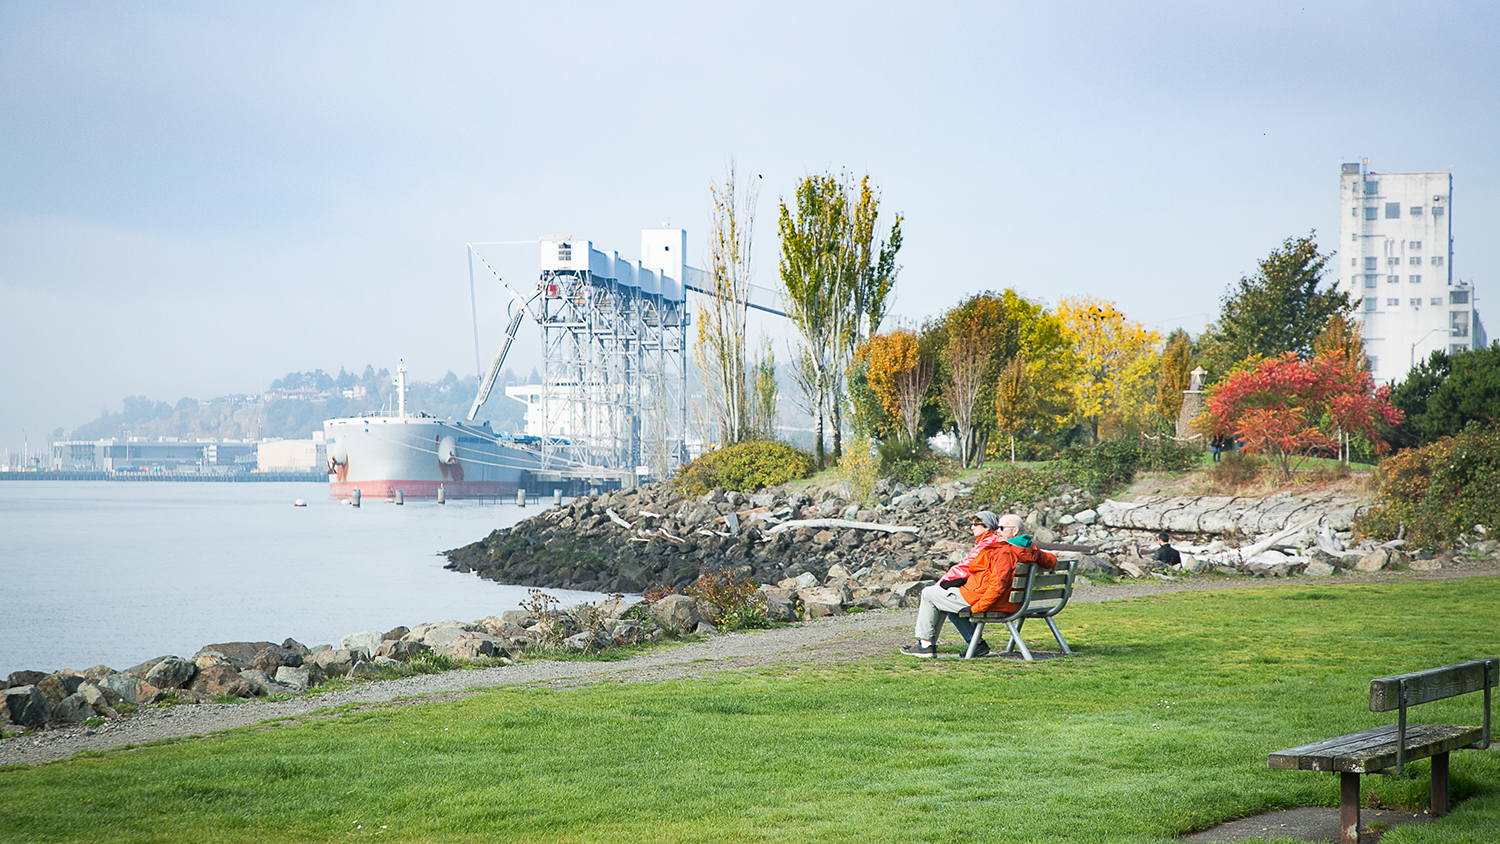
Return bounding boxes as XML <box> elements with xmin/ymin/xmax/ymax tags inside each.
<box><xmin>957</xmin><ymin>559</ymin><xmax>1077</xmax><ymax>661</ymax></box>
<box><xmin>1267</xmin><ymin>658</ymin><xmax>1496</xmax><ymax>843</ymax></box>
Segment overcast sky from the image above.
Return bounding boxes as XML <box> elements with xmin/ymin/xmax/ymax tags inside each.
<box><xmin>3</xmin><ymin>1</ymin><xmax>1497</xmax><ymax>452</ymax></box>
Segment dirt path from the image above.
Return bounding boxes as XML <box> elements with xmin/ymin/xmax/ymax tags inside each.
<box><xmin>5</xmin><ymin>563</ymin><xmax>1495</xmax><ymax>769</ymax></box>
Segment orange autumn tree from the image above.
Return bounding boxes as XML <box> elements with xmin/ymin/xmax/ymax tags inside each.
<box><xmin>855</xmin><ymin>329</ymin><xmax>933</xmax><ymax>444</ymax></box>
<box><xmin>1201</xmin><ymin>351</ymin><xmax>1403</xmax><ymax>481</ymax></box>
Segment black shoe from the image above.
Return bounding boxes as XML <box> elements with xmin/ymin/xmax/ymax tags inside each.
<box><xmin>968</xmin><ymin>640</ymin><xmax>991</xmax><ymax>658</ymax></box>
<box><xmin>900</xmin><ymin>641</ymin><xmax>936</xmax><ymax>658</ymax></box>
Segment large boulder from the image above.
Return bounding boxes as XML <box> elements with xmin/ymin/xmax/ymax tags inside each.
<box><xmin>193</xmin><ymin>642</ymin><xmax>279</xmax><ymax>670</ymax></box>
<box><xmin>7</xmin><ymin>670</ymin><xmax>47</xmax><ymax>689</ymax></box>
<box><xmin>80</xmin><ymin>682</ymin><xmax>120</xmax><ymax>717</ymax></box>
<box><xmin>99</xmin><ymin>674</ymin><xmax>161</xmax><ymax>706</ymax></box>
<box><xmin>53</xmin><ymin>692</ymin><xmax>94</xmax><ymax>722</ymax></box>
<box><xmin>1355</xmin><ymin>548</ymin><xmax>1402</xmax><ymax>572</ymax></box>
<box><xmin>247</xmin><ymin>646</ymin><xmax>304</xmax><ymax>675</ymax></box>
<box><xmin>34</xmin><ymin>674</ymin><xmax>69</xmax><ymax>704</ymax></box>
<box><xmin>439</xmin><ymin>632</ymin><xmax>509</xmax><ymax>660</ymax></box>
<box><xmin>306</xmin><ymin>649</ymin><xmax>363</xmax><ymax>677</ymax></box>
<box><xmin>796</xmin><ymin>586</ymin><xmax>845</xmax><ymax>618</ymax></box>
<box><xmin>190</xmin><ymin>660</ymin><xmax>253</xmax><ymax>698</ymax></box>
<box><xmin>274</xmin><ymin>666</ymin><xmax>312</xmax><ymax>691</ymax></box>
<box><xmin>375</xmin><ymin>639</ymin><xmax>431</xmax><ymax>662</ymax></box>
<box><xmin>649</xmin><ymin>594</ymin><xmax>701</xmax><ymax>633</ymax></box>
<box><xmin>339</xmin><ymin>631</ymin><xmax>384</xmax><ymax>653</ymax></box>
<box><xmin>144</xmin><ymin>656</ymin><xmax>197</xmax><ymax>690</ymax></box>
<box><xmin>761</xmin><ymin>590</ymin><xmax>797</xmax><ymax>622</ymax></box>
<box><xmin>3</xmin><ymin>686</ymin><xmax>52</xmax><ymax>726</ymax></box>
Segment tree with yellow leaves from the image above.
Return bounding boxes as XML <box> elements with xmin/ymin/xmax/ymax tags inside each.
<box><xmin>855</xmin><ymin>329</ymin><xmax>932</xmax><ymax>444</ymax></box>
<box><xmin>1057</xmin><ymin>296</ymin><xmax>1161</xmax><ymax>442</ymax></box>
<box><xmin>1156</xmin><ymin>329</ymin><xmax>1193</xmax><ymax>427</ymax></box>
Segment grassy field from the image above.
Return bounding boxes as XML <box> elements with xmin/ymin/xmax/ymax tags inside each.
<box><xmin>2</xmin><ymin>579</ymin><xmax>1497</xmax><ymax>843</ymax></box>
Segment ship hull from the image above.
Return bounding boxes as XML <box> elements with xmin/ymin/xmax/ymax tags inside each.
<box><xmin>323</xmin><ymin>416</ymin><xmax>541</xmax><ymax>499</ymax></box>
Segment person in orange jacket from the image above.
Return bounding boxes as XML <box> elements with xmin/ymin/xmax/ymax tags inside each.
<box><xmin>900</xmin><ymin>511</ymin><xmax>1057</xmax><ymax>658</ymax></box>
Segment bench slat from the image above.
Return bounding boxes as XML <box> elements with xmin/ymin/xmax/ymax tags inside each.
<box><xmin>1269</xmin><ymin>724</ymin><xmax>1483</xmax><ymax>773</ymax></box>
<box><xmin>1369</xmin><ymin>659</ymin><xmax>1497</xmax><ymax>711</ymax></box>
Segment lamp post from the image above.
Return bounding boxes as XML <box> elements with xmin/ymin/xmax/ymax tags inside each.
<box><xmin>1409</xmin><ymin>327</ymin><xmax>1448</xmax><ymax>370</ymax></box>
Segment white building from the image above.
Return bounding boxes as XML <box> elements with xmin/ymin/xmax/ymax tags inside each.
<box><xmin>1337</xmin><ymin>161</ymin><xmax>1487</xmax><ymax>383</ymax></box>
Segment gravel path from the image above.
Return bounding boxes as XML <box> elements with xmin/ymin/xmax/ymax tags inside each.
<box><xmin>5</xmin><ymin>564</ymin><xmax>1494</xmax><ymax>769</ymax></box>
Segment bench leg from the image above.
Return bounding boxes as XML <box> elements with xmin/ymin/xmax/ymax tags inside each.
<box><xmin>1431</xmin><ymin>751</ymin><xmax>1449</xmax><ymax>816</ymax></box>
<box><xmin>1340</xmin><ymin>771</ymin><xmax>1361</xmax><ymax>844</ymax></box>
<box><xmin>1006</xmin><ymin>622</ymin><xmax>1033</xmax><ymax>661</ymax></box>
<box><xmin>964</xmin><ymin>623</ymin><xmax>986</xmax><ymax>659</ymax></box>
<box><xmin>1045</xmin><ymin>616</ymin><xmax>1072</xmax><ymax>655</ymax></box>
<box><xmin>1002</xmin><ymin>619</ymin><xmax>1026</xmax><ymax>654</ymax></box>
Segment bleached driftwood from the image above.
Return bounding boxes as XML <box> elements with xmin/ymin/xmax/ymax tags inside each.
<box><xmin>1234</xmin><ymin>513</ymin><xmax>1323</xmax><ymax>561</ymax></box>
<box><xmin>765</xmin><ymin>518</ymin><xmax>919</xmax><ymax>536</ymax></box>
<box><xmin>605</xmin><ymin>508</ymin><xmax>633</xmax><ymax>529</ymax></box>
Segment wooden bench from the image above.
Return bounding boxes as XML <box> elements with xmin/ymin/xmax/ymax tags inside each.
<box><xmin>1267</xmin><ymin>658</ymin><xmax>1497</xmax><ymax>843</ymax></box>
<box><xmin>957</xmin><ymin>560</ymin><xmax>1076</xmax><ymax>661</ymax></box>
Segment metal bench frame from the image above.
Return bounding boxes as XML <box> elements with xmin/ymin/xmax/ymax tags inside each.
<box><xmin>1267</xmin><ymin>658</ymin><xmax>1496</xmax><ymax>843</ymax></box>
<box><xmin>957</xmin><ymin>560</ymin><xmax>1076</xmax><ymax>661</ymax></box>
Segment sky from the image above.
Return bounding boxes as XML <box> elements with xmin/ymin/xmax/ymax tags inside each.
<box><xmin>2</xmin><ymin>1</ymin><xmax>1497</xmax><ymax>453</ymax></box>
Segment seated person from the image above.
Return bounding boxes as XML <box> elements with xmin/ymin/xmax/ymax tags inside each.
<box><xmin>902</xmin><ymin>511</ymin><xmax>1057</xmax><ymax>658</ymax></box>
<box><xmin>1152</xmin><ymin>532</ymin><xmax>1181</xmax><ymax>569</ymax></box>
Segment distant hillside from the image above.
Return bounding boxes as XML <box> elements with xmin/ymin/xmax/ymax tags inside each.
<box><xmin>68</xmin><ymin>366</ymin><xmax>533</xmax><ymax>442</ymax></box>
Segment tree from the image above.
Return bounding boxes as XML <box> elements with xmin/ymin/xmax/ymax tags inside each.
<box><xmin>1312</xmin><ymin>312</ymin><xmax>1369</xmax><ymax>372</ymax></box>
<box><xmin>748</xmin><ymin>338</ymin><xmax>779</xmax><ymax>441</ymax></box>
<box><xmin>1057</xmin><ymin>296</ymin><xmax>1160</xmax><ymax>442</ymax></box>
<box><xmin>938</xmin><ymin>313</ymin><xmax>996</xmax><ymax>468</ymax></box>
<box><xmin>695</xmin><ymin>161</ymin><xmax>757</xmax><ymax>447</ymax></box>
<box><xmin>779</xmin><ymin>172</ymin><xmax>901</xmax><ymax>466</ymax></box>
<box><xmin>993</xmin><ymin>354</ymin><xmax>1030</xmax><ymax>462</ymax></box>
<box><xmin>1202</xmin><ymin>352</ymin><xmax>1403</xmax><ymax>481</ymax></box>
<box><xmin>1156</xmin><ymin>329</ymin><xmax>1193</xmax><ymax>426</ymax></box>
<box><xmin>1198</xmin><ymin>233</ymin><xmax>1349</xmax><ymax>380</ymax></box>
<box><xmin>856</xmin><ymin>330</ymin><xmax>933</xmax><ymax>444</ymax></box>
<box><xmin>1388</xmin><ymin>345</ymin><xmax>1500</xmax><ymax>447</ymax></box>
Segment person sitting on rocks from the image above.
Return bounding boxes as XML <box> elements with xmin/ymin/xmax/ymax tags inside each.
<box><xmin>1152</xmin><ymin>532</ymin><xmax>1181</xmax><ymax>569</ymax></box>
<box><xmin>901</xmin><ymin>511</ymin><xmax>1057</xmax><ymax>658</ymax></box>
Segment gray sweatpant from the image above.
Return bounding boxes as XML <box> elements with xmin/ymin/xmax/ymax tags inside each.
<box><xmin>914</xmin><ymin>583</ymin><xmax>971</xmax><ymax>641</ymax></box>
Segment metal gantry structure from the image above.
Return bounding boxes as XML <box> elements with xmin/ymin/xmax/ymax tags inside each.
<box><xmin>466</xmin><ymin>233</ymin><xmax>691</xmax><ymax>482</ymax></box>
<box><xmin>536</xmin><ymin>263</ymin><xmax>689</xmax><ymax>478</ymax></box>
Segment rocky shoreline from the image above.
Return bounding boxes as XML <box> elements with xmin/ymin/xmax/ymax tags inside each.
<box><xmin>8</xmin><ymin>477</ymin><xmax>1498</xmax><ymax>735</ymax></box>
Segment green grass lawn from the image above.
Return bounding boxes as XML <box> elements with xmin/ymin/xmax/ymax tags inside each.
<box><xmin>3</xmin><ymin>580</ymin><xmax>1498</xmax><ymax>843</ymax></box>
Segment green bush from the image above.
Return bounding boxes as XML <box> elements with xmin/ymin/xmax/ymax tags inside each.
<box><xmin>1355</xmin><ymin>423</ymin><xmax>1500</xmax><ymax>549</ymax></box>
<box><xmin>877</xmin><ymin>438</ymin><xmax>936</xmax><ymax>486</ymax></box>
<box><xmin>971</xmin><ymin>464</ymin><xmax>1069</xmax><ymax>507</ymax></box>
<box><xmin>673</xmin><ymin>440</ymin><xmax>815</xmax><ymax>497</ymax></box>
<box><xmin>686</xmin><ymin>566</ymin><xmax>769</xmax><ymax>631</ymax></box>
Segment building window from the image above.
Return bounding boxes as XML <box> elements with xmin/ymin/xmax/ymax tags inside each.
<box><xmin>1388</xmin><ymin>257</ymin><xmax>1400</xmax><ymax>266</ymax></box>
<box><xmin>1409</xmin><ymin>275</ymin><xmax>1421</xmax><ymax>284</ymax></box>
<box><xmin>1368</xmin><ymin>356</ymin><xmax>1379</xmax><ymax>372</ymax></box>
<box><xmin>1385</xmin><ymin>202</ymin><xmax>1401</xmax><ymax>218</ymax></box>
<box><xmin>1432</xmin><ymin>256</ymin><xmax>1444</xmax><ymax>266</ymax></box>
<box><xmin>1351</xmin><ymin>233</ymin><xmax>1358</xmax><ymax>242</ymax></box>
<box><xmin>1431</xmin><ymin>298</ymin><xmax>1443</xmax><ymax>306</ymax></box>
<box><xmin>1364</xmin><ymin>298</ymin><xmax>1377</xmax><ymax>311</ymax></box>
<box><xmin>1364</xmin><ymin>181</ymin><xmax>1379</xmax><ymax>194</ymax></box>
<box><xmin>1365</xmin><ymin>257</ymin><xmax>1379</xmax><ymax>270</ymax></box>
<box><xmin>1388</xmin><ymin>275</ymin><xmax>1400</xmax><ymax>284</ymax></box>
<box><xmin>1365</xmin><ymin>206</ymin><xmax>1379</xmax><ymax>221</ymax></box>
<box><xmin>557</xmin><ymin>243</ymin><xmax>572</xmax><ymax>261</ymax></box>
<box><xmin>1410</xmin><ymin>241</ymin><xmax>1422</xmax><ymax>250</ymax></box>
<box><xmin>1451</xmin><ymin>312</ymin><xmax>1470</xmax><ymax>337</ymax></box>
<box><xmin>1410</xmin><ymin>206</ymin><xmax>1424</xmax><ymax>216</ymax></box>
<box><xmin>1409</xmin><ymin>257</ymin><xmax>1421</xmax><ymax>266</ymax></box>
<box><xmin>1364</xmin><ymin>276</ymin><xmax>1377</xmax><ymax>288</ymax></box>
<box><xmin>1433</xmin><ymin>206</ymin><xmax>1445</xmax><ymax>216</ymax></box>
<box><xmin>1387</xmin><ymin>298</ymin><xmax>1400</xmax><ymax>307</ymax></box>
<box><xmin>1450</xmin><ymin>290</ymin><xmax>1470</xmax><ymax>305</ymax></box>
<box><xmin>1450</xmin><ymin>344</ymin><xmax>1468</xmax><ymax>354</ymax></box>
<box><xmin>1410</xmin><ymin>298</ymin><xmax>1422</xmax><ymax>308</ymax></box>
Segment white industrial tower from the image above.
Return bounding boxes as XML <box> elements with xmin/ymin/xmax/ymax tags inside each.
<box><xmin>1337</xmin><ymin>161</ymin><xmax>1487</xmax><ymax>383</ymax></box>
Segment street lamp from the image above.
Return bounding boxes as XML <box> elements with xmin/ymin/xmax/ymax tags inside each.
<box><xmin>1410</xmin><ymin>327</ymin><xmax>1448</xmax><ymax>369</ymax></box>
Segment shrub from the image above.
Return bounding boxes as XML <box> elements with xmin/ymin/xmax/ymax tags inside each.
<box><xmin>878</xmin><ymin>437</ymin><xmax>936</xmax><ymax>485</ymax></box>
<box><xmin>1205</xmin><ymin>452</ymin><xmax>1263</xmax><ymax>490</ymax></box>
<box><xmin>673</xmin><ymin>440</ymin><xmax>815</xmax><ymax>497</ymax></box>
<box><xmin>971</xmin><ymin>464</ymin><xmax>1069</xmax><ymax>507</ymax></box>
<box><xmin>838</xmin><ymin>435</ymin><xmax>881</xmax><ymax>506</ymax></box>
<box><xmin>1138</xmin><ymin>438</ymin><xmax>1204</xmax><ymax>472</ymax></box>
<box><xmin>685</xmin><ymin>566</ymin><xmax>768</xmax><ymax>631</ymax></box>
<box><xmin>1355</xmin><ymin>423</ymin><xmax>1500</xmax><ymax>549</ymax></box>
<box><xmin>1060</xmin><ymin>440</ymin><xmax>1141</xmax><ymax>491</ymax></box>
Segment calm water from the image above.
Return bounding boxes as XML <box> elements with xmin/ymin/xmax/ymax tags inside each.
<box><xmin>0</xmin><ymin>482</ymin><xmax>601</xmax><ymax>677</ymax></box>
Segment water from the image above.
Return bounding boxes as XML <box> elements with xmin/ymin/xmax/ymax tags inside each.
<box><xmin>0</xmin><ymin>482</ymin><xmax>600</xmax><ymax>676</ymax></box>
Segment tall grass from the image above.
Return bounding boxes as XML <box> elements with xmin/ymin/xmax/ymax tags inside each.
<box><xmin>2</xmin><ymin>580</ymin><xmax>1497</xmax><ymax>843</ymax></box>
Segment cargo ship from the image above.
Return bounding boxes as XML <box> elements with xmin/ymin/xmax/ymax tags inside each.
<box><xmin>323</xmin><ymin>361</ymin><xmax>543</xmax><ymax>499</ymax></box>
